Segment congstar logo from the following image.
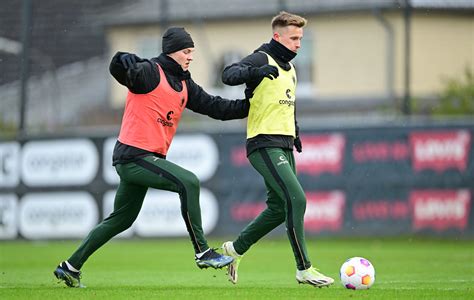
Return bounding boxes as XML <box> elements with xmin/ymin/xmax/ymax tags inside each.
<box><xmin>279</xmin><ymin>89</ymin><xmax>294</xmax><ymax>107</ymax></box>
<box><xmin>157</xmin><ymin>111</ymin><xmax>174</xmax><ymax>127</ymax></box>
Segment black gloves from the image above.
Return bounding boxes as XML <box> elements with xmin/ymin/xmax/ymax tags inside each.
<box><xmin>294</xmin><ymin>136</ymin><xmax>302</xmax><ymax>153</ymax></box>
<box><xmin>252</xmin><ymin>65</ymin><xmax>279</xmax><ymax>80</ymax></box>
<box><xmin>120</xmin><ymin>53</ymin><xmax>139</xmax><ymax>69</ymax></box>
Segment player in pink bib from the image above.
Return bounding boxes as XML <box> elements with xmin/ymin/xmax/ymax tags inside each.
<box><xmin>54</xmin><ymin>27</ymin><xmax>249</xmax><ymax>288</ymax></box>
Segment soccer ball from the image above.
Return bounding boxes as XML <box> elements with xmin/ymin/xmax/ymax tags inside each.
<box><xmin>340</xmin><ymin>257</ymin><xmax>375</xmax><ymax>290</ymax></box>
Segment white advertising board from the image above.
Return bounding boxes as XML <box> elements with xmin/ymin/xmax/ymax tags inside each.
<box><xmin>19</xmin><ymin>192</ymin><xmax>98</xmax><ymax>239</ymax></box>
<box><xmin>0</xmin><ymin>142</ymin><xmax>20</xmax><ymax>188</ymax></box>
<box><xmin>21</xmin><ymin>139</ymin><xmax>98</xmax><ymax>186</ymax></box>
<box><xmin>0</xmin><ymin>194</ymin><xmax>18</xmax><ymax>239</ymax></box>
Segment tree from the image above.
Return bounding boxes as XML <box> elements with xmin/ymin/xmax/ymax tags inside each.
<box><xmin>431</xmin><ymin>67</ymin><xmax>474</xmax><ymax>115</ymax></box>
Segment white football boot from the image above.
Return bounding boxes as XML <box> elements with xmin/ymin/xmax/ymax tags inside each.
<box><xmin>222</xmin><ymin>241</ymin><xmax>243</xmax><ymax>284</ymax></box>
<box><xmin>296</xmin><ymin>266</ymin><xmax>334</xmax><ymax>288</ymax></box>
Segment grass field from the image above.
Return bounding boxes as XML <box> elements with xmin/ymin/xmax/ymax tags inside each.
<box><xmin>1</xmin><ymin>237</ymin><xmax>473</xmax><ymax>299</ymax></box>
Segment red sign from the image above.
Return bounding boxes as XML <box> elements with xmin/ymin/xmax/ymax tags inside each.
<box><xmin>410</xmin><ymin>189</ymin><xmax>471</xmax><ymax>231</ymax></box>
<box><xmin>296</xmin><ymin>134</ymin><xmax>345</xmax><ymax>175</ymax></box>
<box><xmin>352</xmin><ymin>141</ymin><xmax>409</xmax><ymax>162</ymax></box>
<box><xmin>410</xmin><ymin>130</ymin><xmax>471</xmax><ymax>172</ymax></box>
<box><xmin>353</xmin><ymin>200</ymin><xmax>409</xmax><ymax>221</ymax></box>
<box><xmin>304</xmin><ymin>191</ymin><xmax>346</xmax><ymax>232</ymax></box>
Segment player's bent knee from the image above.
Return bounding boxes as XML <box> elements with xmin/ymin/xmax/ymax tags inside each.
<box><xmin>116</xmin><ymin>217</ymin><xmax>137</xmax><ymax>232</ymax></box>
<box><xmin>182</xmin><ymin>172</ymin><xmax>200</xmax><ymax>191</ymax></box>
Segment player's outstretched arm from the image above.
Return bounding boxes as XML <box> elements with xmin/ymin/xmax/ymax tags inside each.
<box><xmin>109</xmin><ymin>52</ymin><xmax>160</xmax><ymax>94</ymax></box>
<box><xmin>186</xmin><ymin>79</ymin><xmax>249</xmax><ymax>120</ymax></box>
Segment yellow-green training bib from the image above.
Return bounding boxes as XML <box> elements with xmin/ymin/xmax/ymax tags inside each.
<box><xmin>247</xmin><ymin>53</ymin><xmax>297</xmax><ymax>139</ymax></box>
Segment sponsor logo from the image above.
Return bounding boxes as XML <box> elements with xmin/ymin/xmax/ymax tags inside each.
<box><xmin>167</xmin><ymin>110</ymin><xmax>174</xmax><ymax>120</ymax></box>
<box><xmin>296</xmin><ymin>134</ymin><xmax>345</xmax><ymax>175</ymax></box>
<box><xmin>410</xmin><ymin>130</ymin><xmax>471</xmax><ymax>172</ymax></box>
<box><xmin>304</xmin><ymin>191</ymin><xmax>346</xmax><ymax>232</ymax></box>
<box><xmin>0</xmin><ymin>142</ymin><xmax>20</xmax><ymax>188</ymax></box>
<box><xmin>21</xmin><ymin>139</ymin><xmax>99</xmax><ymax>187</ymax></box>
<box><xmin>353</xmin><ymin>200</ymin><xmax>410</xmax><ymax>221</ymax></box>
<box><xmin>157</xmin><ymin>110</ymin><xmax>174</xmax><ymax>127</ymax></box>
<box><xmin>410</xmin><ymin>189</ymin><xmax>471</xmax><ymax>231</ymax></box>
<box><xmin>278</xmin><ymin>88</ymin><xmax>294</xmax><ymax>106</ymax></box>
<box><xmin>19</xmin><ymin>192</ymin><xmax>98</xmax><ymax>239</ymax></box>
<box><xmin>279</xmin><ymin>99</ymin><xmax>295</xmax><ymax>107</ymax></box>
<box><xmin>0</xmin><ymin>194</ymin><xmax>18</xmax><ymax>239</ymax></box>
<box><xmin>277</xmin><ymin>155</ymin><xmax>289</xmax><ymax>166</ymax></box>
<box><xmin>352</xmin><ymin>141</ymin><xmax>409</xmax><ymax>162</ymax></box>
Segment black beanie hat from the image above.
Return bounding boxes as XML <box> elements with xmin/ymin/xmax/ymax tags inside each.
<box><xmin>162</xmin><ymin>27</ymin><xmax>194</xmax><ymax>54</ymax></box>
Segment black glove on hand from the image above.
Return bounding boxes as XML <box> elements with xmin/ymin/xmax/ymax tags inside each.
<box><xmin>252</xmin><ymin>65</ymin><xmax>279</xmax><ymax>80</ymax></box>
<box><xmin>120</xmin><ymin>53</ymin><xmax>138</xmax><ymax>70</ymax></box>
<box><xmin>294</xmin><ymin>136</ymin><xmax>302</xmax><ymax>153</ymax></box>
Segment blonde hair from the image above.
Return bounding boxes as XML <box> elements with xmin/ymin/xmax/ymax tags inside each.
<box><xmin>271</xmin><ymin>11</ymin><xmax>307</xmax><ymax>31</ymax></box>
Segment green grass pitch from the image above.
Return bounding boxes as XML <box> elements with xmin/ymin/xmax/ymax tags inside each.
<box><xmin>1</xmin><ymin>238</ymin><xmax>473</xmax><ymax>299</ymax></box>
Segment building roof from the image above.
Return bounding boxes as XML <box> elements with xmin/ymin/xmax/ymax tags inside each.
<box><xmin>411</xmin><ymin>0</ymin><xmax>474</xmax><ymax>9</ymax></box>
<box><xmin>100</xmin><ymin>0</ymin><xmax>474</xmax><ymax>26</ymax></box>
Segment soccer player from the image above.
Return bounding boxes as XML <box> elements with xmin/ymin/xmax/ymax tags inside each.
<box><xmin>53</xmin><ymin>27</ymin><xmax>249</xmax><ymax>288</ymax></box>
<box><xmin>220</xmin><ymin>12</ymin><xmax>334</xmax><ymax>287</ymax></box>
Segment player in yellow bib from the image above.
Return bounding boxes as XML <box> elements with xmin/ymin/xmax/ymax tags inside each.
<box><xmin>221</xmin><ymin>11</ymin><xmax>334</xmax><ymax>288</ymax></box>
<box><xmin>247</xmin><ymin>52</ymin><xmax>297</xmax><ymax>139</ymax></box>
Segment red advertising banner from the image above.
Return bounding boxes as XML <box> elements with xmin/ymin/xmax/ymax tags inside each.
<box><xmin>296</xmin><ymin>134</ymin><xmax>345</xmax><ymax>175</ymax></box>
<box><xmin>410</xmin><ymin>189</ymin><xmax>471</xmax><ymax>231</ymax></box>
<box><xmin>409</xmin><ymin>130</ymin><xmax>471</xmax><ymax>173</ymax></box>
<box><xmin>304</xmin><ymin>191</ymin><xmax>346</xmax><ymax>232</ymax></box>
<box><xmin>214</xmin><ymin>123</ymin><xmax>474</xmax><ymax>237</ymax></box>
